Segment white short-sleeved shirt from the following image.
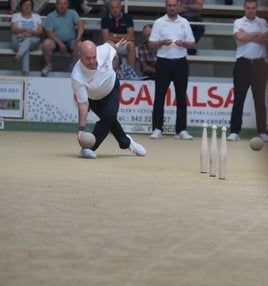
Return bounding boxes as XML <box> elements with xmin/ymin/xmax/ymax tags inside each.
<box><xmin>72</xmin><ymin>43</ymin><xmax>117</xmax><ymax>102</ymax></box>
<box><xmin>11</xmin><ymin>12</ymin><xmax>42</xmax><ymax>31</ymax></box>
<box><xmin>149</xmin><ymin>14</ymin><xmax>195</xmax><ymax>59</ymax></box>
<box><xmin>233</xmin><ymin>16</ymin><xmax>268</xmax><ymax>59</ymax></box>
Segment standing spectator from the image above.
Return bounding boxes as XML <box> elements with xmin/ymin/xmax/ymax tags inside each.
<box><xmin>101</xmin><ymin>0</ymin><xmax>136</xmax><ymax>70</ymax></box>
<box><xmin>10</xmin><ymin>0</ymin><xmax>43</xmax><ymax>76</ymax></box>
<box><xmin>178</xmin><ymin>0</ymin><xmax>205</xmax><ymax>55</ymax></box>
<box><xmin>149</xmin><ymin>0</ymin><xmax>196</xmax><ymax>140</ymax></box>
<box><xmin>138</xmin><ymin>24</ymin><xmax>157</xmax><ymax>79</ymax></box>
<box><xmin>71</xmin><ymin>40</ymin><xmax>146</xmax><ymax>159</ymax></box>
<box><xmin>41</xmin><ymin>0</ymin><xmax>84</xmax><ymax>77</ymax></box>
<box><xmin>227</xmin><ymin>0</ymin><xmax>268</xmax><ymax>142</ymax></box>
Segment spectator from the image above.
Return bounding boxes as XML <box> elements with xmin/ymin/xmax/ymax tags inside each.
<box><xmin>138</xmin><ymin>24</ymin><xmax>157</xmax><ymax>79</ymax></box>
<box><xmin>10</xmin><ymin>0</ymin><xmax>43</xmax><ymax>76</ymax></box>
<box><xmin>149</xmin><ymin>0</ymin><xmax>196</xmax><ymax>140</ymax></box>
<box><xmin>71</xmin><ymin>40</ymin><xmax>146</xmax><ymax>159</ymax></box>
<box><xmin>41</xmin><ymin>0</ymin><xmax>84</xmax><ymax>77</ymax></box>
<box><xmin>178</xmin><ymin>0</ymin><xmax>205</xmax><ymax>55</ymax></box>
<box><xmin>227</xmin><ymin>0</ymin><xmax>268</xmax><ymax>142</ymax></box>
<box><xmin>101</xmin><ymin>0</ymin><xmax>136</xmax><ymax>69</ymax></box>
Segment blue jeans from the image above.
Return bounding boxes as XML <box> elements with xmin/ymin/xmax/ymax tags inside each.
<box><xmin>11</xmin><ymin>35</ymin><xmax>40</xmax><ymax>72</ymax></box>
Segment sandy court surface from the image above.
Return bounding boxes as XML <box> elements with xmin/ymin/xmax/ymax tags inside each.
<box><xmin>0</xmin><ymin>131</ymin><xmax>268</xmax><ymax>286</ymax></box>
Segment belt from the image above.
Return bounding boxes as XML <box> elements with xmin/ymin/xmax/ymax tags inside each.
<box><xmin>239</xmin><ymin>57</ymin><xmax>265</xmax><ymax>64</ymax></box>
<box><xmin>157</xmin><ymin>57</ymin><xmax>186</xmax><ymax>62</ymax></box>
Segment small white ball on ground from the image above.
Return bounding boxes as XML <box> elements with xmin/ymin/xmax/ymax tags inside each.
<box><xmin>249</xmin><ymin>137</ymin><xmax>264</xmax><ymax>151</ymax></box>
<box><xmin>79</xmin><ymin>132</ymin><xmax>96</xmax><ymax>149</ymax></box>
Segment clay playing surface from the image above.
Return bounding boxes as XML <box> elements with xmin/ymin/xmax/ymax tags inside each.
<box><xmin>0</xmin><ymin>131</ymin><xmax>267</xmax><ymax>286</ymax></box>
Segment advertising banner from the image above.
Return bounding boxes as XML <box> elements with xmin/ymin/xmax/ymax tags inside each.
<box><xmin>25</xmin><ymin>77</ymin><xmax>257</xmax><ymax>133</ymax></box>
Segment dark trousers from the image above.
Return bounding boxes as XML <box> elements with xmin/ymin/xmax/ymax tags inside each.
<box><xmin>152</xmin><ymin>57</ymin><xmax>188</xmax><ymax>134</ymax></box>
<box><xmin>230</xmin><ymin>57</ymin><xmax>267</xmax><ymax>134</ymax></box>
<box><xmin>88</xmin><ymin>77</ymin><xmax>130</xmax><ymax>151</ymax></box>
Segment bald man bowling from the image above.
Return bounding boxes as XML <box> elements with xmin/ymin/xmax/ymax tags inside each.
<box><xmin>71</xmin><ymin>39</ymin><xmax>146</xmax><ymax>159</ymax></box>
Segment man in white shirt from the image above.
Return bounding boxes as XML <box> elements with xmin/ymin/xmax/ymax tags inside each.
<box><xmin>149</xmin><ymin>0</ymin><xmax>196</xmax><ymax>140</ymax></box>
<box><xmin>227</xmin><ymin>0</ymin><xmax>268</xmax><ymax>142</ymax></box>
<box><xmin>71</xmin><ymin>40</ymin><xmax>146</xmax><ymax>159</ymax></box>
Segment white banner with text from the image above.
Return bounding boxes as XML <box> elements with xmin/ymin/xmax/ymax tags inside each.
<box><xmin>24</xmin><ymin>77</ymin><xmax>258</xmax><ymax>133</ymax></box>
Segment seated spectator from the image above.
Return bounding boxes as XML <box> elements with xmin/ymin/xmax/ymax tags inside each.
<box><xmin>178</xmin><ymin>0</ymin><xmax>205</xmax><ymax>55</ymax></box>
<box><xmin>101</xmin><ymin>0</ymin><xmax>136</xmax><ymax>69</ymax></box>
<box><xmin>138</xmin><ymin>24</ymin><xmax>157</xmax><ymax>79</ymax></box>
<box><xmin>10</xmin><ymin>0</ymin><xmax>43</xmax><ymax>76</ymax></box>
<box><xmin>41</xmin><ymin>0</ymin><xmax>84</xmax><ymax>77</ymax></box>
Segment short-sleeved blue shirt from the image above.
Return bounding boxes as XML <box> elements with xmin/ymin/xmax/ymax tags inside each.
<box><xmin>45</xmin><ymin>9</ymin><xmax>79</xmax><ymax>42</ymax></box>
<box><xmin>101</xmin><ymin>12</ymin><xmax>134</xmax><ymax>34</ymax></box>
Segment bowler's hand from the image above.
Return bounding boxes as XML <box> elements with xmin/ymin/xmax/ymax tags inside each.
<box><xmin>77</xmin><ymin>131</ymin><xmax>85</xmax><ymax>142</ymax></box>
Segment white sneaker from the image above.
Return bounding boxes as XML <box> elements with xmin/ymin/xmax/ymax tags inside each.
<box><xmin>174</xmin><ymin>130</ymin><xmax>193</xmax><ymax>140</ymax></box>
<box><xmin>41</xmin><ymin>63</ymin><xmax>53</xmax><ymax>77</ymax></box>
<box><xmin>80</xmin><ymin>148</ymin><xmax>97</xmax><ymax>159</ymax></box>
<box><xmin>227</xmin><ymin>133</ymin><xmax>240</xmax><ymax>141</ymax></box>
<box><xmin>150</xmin><ymin>128</ymin><xmax>162</xmax><ymax>139</ymax></box>
<box><xmin>259</xmin><ymin>133</ymin><xmax>268</xmax><ymax>142</ymax></box>
<box><xmin>127</xmin><ymin>135</ymin><xmax>146</xmax><ymax>156</ymax></box>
